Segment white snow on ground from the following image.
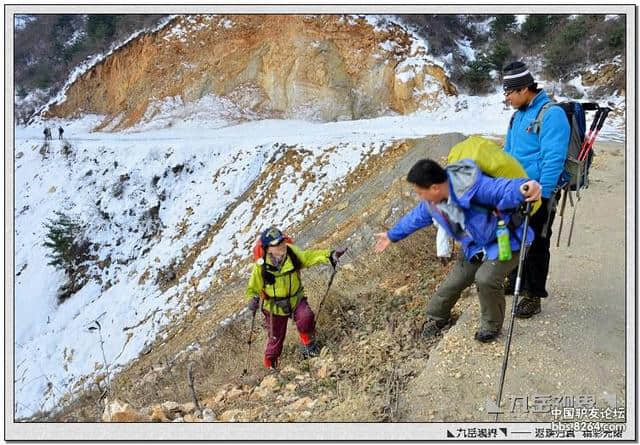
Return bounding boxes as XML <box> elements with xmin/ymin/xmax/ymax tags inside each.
<box><xmin>14</xmin><ymin>14</ymin><xmax>36</xmax><ymax>30</ymax></box>
<box><xmin>65</xmin><ymin>29</ymin><xmax>86</xmax><ymax>48</ymax></box>
<box><xmin>455</xmin><ymin>38</ymin><xmax>476</xmax><ymax>61</ymax></box>
<box><xmin>515</xmin><ymin>14</ymin><xmax>528</xmax><ymax>29</ymax></box>
<box><xmin>218</xmin><ymin>18</ymin><xmax>235</xmax><ymax>29</ymax></box>
<box><xmin>604</xmin><ymin>14</ymin><xmax>620</xmax><ymax>22</ymax></box>
<box><xmin>468</xmin><ymin>16</ymin><xmax>494</xmax><ymax>35</ymax></box>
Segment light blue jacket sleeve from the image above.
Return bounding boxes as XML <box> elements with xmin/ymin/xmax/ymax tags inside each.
<box><xmin>472</xmin><ymin>174</ymin><xmax>528</xmax><ymax>210</ymax></box>
<box><xmin>387</xmin><ymin>201</ymin><xmax>433</xmax><ymax>242</ymax></box>
<box><xmin>539</xmin><ymin>106</ymin><xmax>570</xmax><ymax>197</ymax></box>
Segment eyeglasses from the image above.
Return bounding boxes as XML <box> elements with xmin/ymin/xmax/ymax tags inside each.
<box><xmin>504</xmin><ymin>88</ymin><xmax>522</xmax><ymax>97</ymax></box>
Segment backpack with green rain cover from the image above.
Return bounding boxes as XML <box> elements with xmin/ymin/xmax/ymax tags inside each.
<box><xmin>447</xmin><ymin>135</ymin><xmax>542</xmax><ymax>216</ymax></box>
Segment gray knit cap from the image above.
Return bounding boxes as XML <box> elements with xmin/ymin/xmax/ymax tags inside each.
<box><xmin>502</xmin><ymin>61</ymin><xmax>535</xmax><ymax>92</ymax></box>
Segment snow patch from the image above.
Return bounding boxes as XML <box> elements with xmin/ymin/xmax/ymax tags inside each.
<box><xmin>379</xmin><ymin>40</ymin><xmax>396</xmax><ymax>52</ymax></box>
<box><xmin>14</xmin><ymin>14</ymin><xmax>36</xmax><ymax>30</ymax></box>
<box><xmin>515</xmin><ymin>15</ymin><xmax>528</xmax><ymax>29</ymax></box>
<box><xmin>65</xmin><ymin>29</ymin><xmax>86</xmax><ymax>47</ymax></box>
<box><xmin>218</xmin><ymin>18</ymin><xmax>234</xmax><ymax>29</ymax></box>
<box><xmin>455</xmin><ymin>38</ymin><xmax>476</xmax><ymax>61</ymax></box>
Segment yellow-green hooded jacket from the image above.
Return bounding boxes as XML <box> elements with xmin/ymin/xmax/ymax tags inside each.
<box><xmin>245</xmin><ymin>244</ymin><xmax>330</xmax><ymax>316</ymax></box>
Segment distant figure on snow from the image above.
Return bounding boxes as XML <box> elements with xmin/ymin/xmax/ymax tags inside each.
<box><xmin>58</xmin><ymin>126</ymin><xmax>64</xmax><ymax>140</ymax></box>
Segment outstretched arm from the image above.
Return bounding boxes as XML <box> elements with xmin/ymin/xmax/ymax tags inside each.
<box><xmin>387</xmin><ymin>201</ymin><xmax>434</xmax><ymax>243</ymax></box>
<box><xmin>291</xmin><ymin>246</ymin><xmax>331</xmax><ymax>268</ymax></box>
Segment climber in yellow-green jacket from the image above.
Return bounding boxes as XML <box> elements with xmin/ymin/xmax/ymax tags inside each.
<box><xmin>245</xmin><ymin>227</ymin><xmax>346</xmax><ymax>369</ymax></box>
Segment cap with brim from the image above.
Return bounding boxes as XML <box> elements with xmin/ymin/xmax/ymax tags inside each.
<box><xmin>503</xmin><ymin>61</ymin><xmax>535</xmax><ymax>92</ymax></box>
<box><xmin>261</xmin><ymin>227</ymin><xmax>285</xmax><ymax>247</ymax></box>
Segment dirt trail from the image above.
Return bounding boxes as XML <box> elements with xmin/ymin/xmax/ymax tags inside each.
<box><xmin>401</xmin><ymin>140</ymin><xmax>627</xmax><ymax>423</ymax></box>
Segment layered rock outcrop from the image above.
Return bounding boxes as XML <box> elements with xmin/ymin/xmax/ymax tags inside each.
<box><xmin>46</xmin><ymin>15</ymin><xmax>457</xmax><ymax>129</ymax></box>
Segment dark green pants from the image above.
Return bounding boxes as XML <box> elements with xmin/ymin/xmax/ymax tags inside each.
<box><xmin>427</xmin><ymin>252</ymin><xmax>519</xmax><ymax>332</ymax></box>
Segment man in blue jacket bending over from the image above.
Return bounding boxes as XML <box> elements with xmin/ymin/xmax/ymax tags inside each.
<box><xmin>374</xmin><ymin>158</ymin><xmax>540</xmax><ymax>343</ymax></box>
<box><xmin>502</xmin><ymin>61</ymin><xmax>570</xmax><ymax>318</ymax></box>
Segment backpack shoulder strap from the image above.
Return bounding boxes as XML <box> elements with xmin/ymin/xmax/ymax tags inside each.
<box><xmin>509</xmin><ymin>112</ymin><xmax>516</xmax><ymax>130</ymax></box>
<box><xmin>530</xmin><ymin>101</ymin><xmax>556</xmax><ymax>134</ymax></box>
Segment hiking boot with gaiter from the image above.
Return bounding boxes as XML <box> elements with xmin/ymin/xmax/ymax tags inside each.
<box><xmin>515</xmin><ymin>295</ymin><xmax>541</xmax><ymax>318</ymax></box>
<box><xmin>474</xmin><ymin>330</ymin><xmax>500</xmax><ymax>343</ymax></box>
<box><xmin>301</xmin><ymin>341</ymin><xmax>320</xmax><ymax>359</ymax></box>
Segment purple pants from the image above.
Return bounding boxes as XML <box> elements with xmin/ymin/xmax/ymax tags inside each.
<box><xmin>262</xmin><ymin>298</ymin><xmax>315</xmax><ymax>362</ymax></box>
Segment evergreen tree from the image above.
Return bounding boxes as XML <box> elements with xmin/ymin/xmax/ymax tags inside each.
<box><xmin>490</xmin><ymin>15</ymin><xmax>517</xmax><ymax>37</ymax></box>
<box><xmin>42</xmin><ymin>211</ymin><xmax>90</xmax><ymax>274</ymax></box>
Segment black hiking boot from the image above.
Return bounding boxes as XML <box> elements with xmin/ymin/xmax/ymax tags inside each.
<box><xmin>301</xmin><ymin>342</ymin><xmax>320</xmax><ymax>359</ymax></box>
<box><xmin>474</xmin><ymin>329</ymin><xmax>500</xmax><ymax>343</ymax></box>
<box><xmin>421</xmin><ymin>318</ymin><xmax>448</xmax><ymax>339</ymax></box>
<box><xmin>515</xmin><ymin>296</ymin><xmax>541</xmax><ymax>319</ymax></box>
<box><xmin>503</xmin><ymin>282</ymin><xmax>515</xmax><ymax>296</ymax></box>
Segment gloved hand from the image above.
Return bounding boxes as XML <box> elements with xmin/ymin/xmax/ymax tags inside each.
<box><xmin>248</xmin><ymin>296</ymin><xmax>260</xmax><ymax>314</ymax></box>
<box><xmin>330</xmin><ymin>247</ymin><xmax>348</xmax><ymax>268</ymax></box>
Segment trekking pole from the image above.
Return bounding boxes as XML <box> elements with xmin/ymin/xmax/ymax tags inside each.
<box><xmin>566</xmin><ymin>108</ymin><xmax>611</xmax><ymax>247</ymax></box>
<box><xmin>241</xmin><ymin>309</ymin><xmax>257</xmax><ymax>376</ymax></box>
<box><xmin>495</xmin><ymin>194</ymin><xmax>533</xmax><ymax>422</ymax></box>
<box><xmin>567</xmin><ymin>192</ymin><xmax>579</xmax><ymax>247</ymax></box>
<box><xmin>316</xmin><ymin>253</ymin><xmax>344</xmax><ymax>322</ymax></box>
<box><xmin>578</xmin><ymin>107</ymin><xmax>610</xmax><ymax>162</ymax></box>
<box><xmin>555</xmin><ymin>187</ymin><xmax>569</xmax><ymax>248</ymax></box>
<box><xmin>577</xmin><ymin>107</ymin><xmax>603</xmax><ymax>161</ymax></box>
<box><xmin>578</xmin><ymin>108</ymin><xmax>611</xmax><ymax>186</ymax></box>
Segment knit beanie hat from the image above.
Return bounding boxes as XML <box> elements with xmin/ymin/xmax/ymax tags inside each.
<box><xmin>502</xmin><ymin>61</ymin><xmax>535</xmax><ymax>92</ymax></box>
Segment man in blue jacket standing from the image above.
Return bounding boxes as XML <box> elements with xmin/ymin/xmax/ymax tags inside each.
<box><xmin>502</xmin><ymin>61</ymin><xmax>570</xmax><ymax>318</ymax></box>
<box><xmin>374</xmin><ymin>158</ymin><xmax>540</xmax><ymax>342</ymax></box>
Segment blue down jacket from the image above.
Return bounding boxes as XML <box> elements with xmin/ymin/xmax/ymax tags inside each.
<box><xmin>387</xmin><ymin>160</ymin><xmax>535</xmax><ymax>261</ymax></box>
<box><xmin>504</xmin><ymin>90</ymin><xmax>570</xmax><ymax>198</ymax></box>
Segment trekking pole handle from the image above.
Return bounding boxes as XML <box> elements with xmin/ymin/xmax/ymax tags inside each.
<box><xmin>589</xmin><ymin>108</ymin><xmax>603</xmax><ymax>132</ymax></box>
<box><xmin>520</xmin><ymin>185</ymin><xmax>534</xmax><ymax>215</ymax></box>
<box><xmin>596</xmin><ymin>108</ymin><xmax>611</xmax><ymax>131</ymax></box>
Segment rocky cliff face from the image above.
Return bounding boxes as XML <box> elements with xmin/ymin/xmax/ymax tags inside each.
<box><xmin>46</xmin><ymin>15</ymin><xmax>457</xmax><ymax>129</ymax></box>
